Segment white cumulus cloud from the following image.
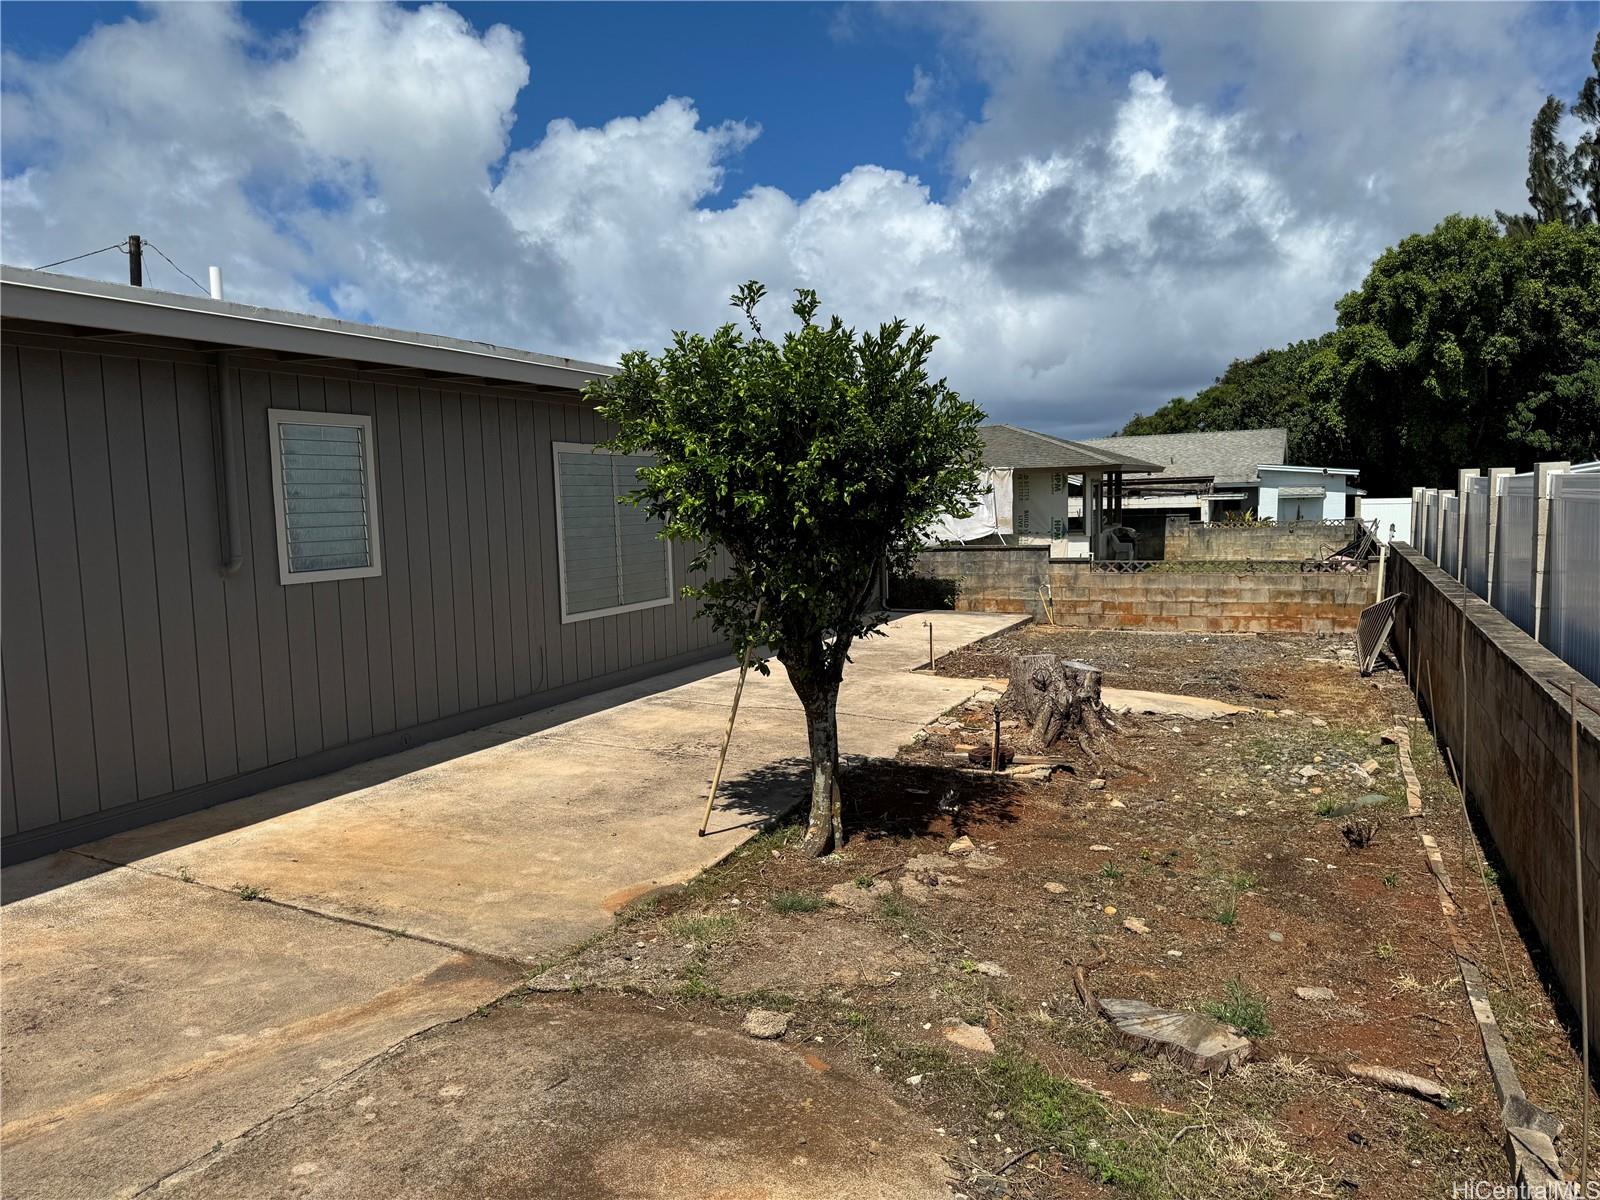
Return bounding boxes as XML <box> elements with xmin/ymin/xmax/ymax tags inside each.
<box><xmin>0</xmin><ymin>1</ymin><xmax>1582</xmax><ymax>435</ymax></box>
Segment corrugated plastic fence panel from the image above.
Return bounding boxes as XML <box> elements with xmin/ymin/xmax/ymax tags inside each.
<box><xmin>1462</xmin><ymin>476</ymin><xmax>1489</xmax><ymax>598</ymax></box>
<box><xmin>1440</xmin><ymin>494</ymin><xmax>1460</xmax><ymax>578</ymax></box>
<box><xmin>1494</xmin><ymin>476</ymin><xmax>1536</xmax><ymax>636</ymax></box>
<box><xmin>1545</xmin><ymin>472</ymin><xmax>1600</xmax><ymax>684</ymax></box>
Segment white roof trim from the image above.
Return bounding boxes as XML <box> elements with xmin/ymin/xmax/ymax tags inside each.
<box><xmin>0</xmin><ymin>265</ymin><xmax>614</xmax><ymax>391</ymax></box>
<box><xmin>1257</xmin><ymin>463</ymin><xmax>1361</xmax><ymax>476</ymax></box>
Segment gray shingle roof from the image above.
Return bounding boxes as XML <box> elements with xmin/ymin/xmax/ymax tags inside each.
<box><xmin>978</xmin><ymin>424</ymin><xmax>1162</xmax><ymax>473</ymax></box>
<box><xmin>1078</xmin><ymin>429</ymin><xmax>1288</xmax><ymax>485</ymax></box>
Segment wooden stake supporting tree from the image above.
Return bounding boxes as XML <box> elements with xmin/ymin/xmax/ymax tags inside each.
<box><xmin>1004</xmin><ymin>654</ymin><xmax>1114</xmax><ymax>754</ymax></box>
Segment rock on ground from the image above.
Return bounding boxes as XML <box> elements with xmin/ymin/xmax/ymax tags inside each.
<box><xmin>742</xmin><ymin>1009</ymin><xmax>792</xmax><ymax>1039</ymax></box>
<box><xmin>943</xmin><ymin>1023</ymin><xmax>995</xmax><ymax>1054</ymax></box>
<box><xmin>1295</xmin><ymin>986</ymin><xmax>1336</xmax><ymax>1002</ymax></box>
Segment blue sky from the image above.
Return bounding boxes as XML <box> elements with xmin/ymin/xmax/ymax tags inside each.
<box><xmin>2</xmin><ymin>2</ymin><xmax>1594</xmax><ymax>435</ymax></box>
<box><xmin>2</xmin><ymin>2</ymin><xmax>987</xmax><ymax>201</ymax></box>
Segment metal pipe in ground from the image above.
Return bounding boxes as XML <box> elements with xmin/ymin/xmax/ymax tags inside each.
<box><xmin>1572</xmin><ymin>680</ymin><xmax>1590</xmax><ymax>1186</ymax></box>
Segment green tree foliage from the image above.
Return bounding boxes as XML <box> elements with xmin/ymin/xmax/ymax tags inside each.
<box><xmin>1304</xmin><ymin>216</ymin><xmax>1600</xmax><ymax>494</ymax></box>
<box><xmin>589</xmin><ymin>283</ymin><xmax>985</xmax><ymax>856</ymax></box>
<box><xmin>1498</xmin><ymin>32</ymin><xmax>1600</xmax><ymax>233</ymax></box>
<box><xmin>1120</xmin><ymin>218</ymin><xmax>1600</xmax><ymax>494</ymax></box>
<box><xmin>1119</xmin><ymin>336</ymin><xmax>1339</xmax><ymax>465</ymax></box>
<box><xmin>1573</xmin><ymin>34</ymin><xmax>1600</xmax><ymax>222</ymax></box>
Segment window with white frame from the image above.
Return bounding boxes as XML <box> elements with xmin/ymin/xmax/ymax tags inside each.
<box><xmin>267</xmin><ymin>408</ymin><xmax>382</xmax><ymax>585</ymax></box>
<box><xmin>553</xmin><ymin>442</ymin><xmax>672</xmax><ymax>622</ymax></box>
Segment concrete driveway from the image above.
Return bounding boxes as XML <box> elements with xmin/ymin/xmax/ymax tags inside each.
<box><xmin>1</xmin><ymin>611</ymin><xmax>1017</xmax><ymax>1198</ymax></box>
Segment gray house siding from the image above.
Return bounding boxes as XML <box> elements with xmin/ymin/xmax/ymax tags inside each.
<box><xmin>1</xmin><ymin>334</ymin><xmax>724</xmax><ymax>862</ymax></box>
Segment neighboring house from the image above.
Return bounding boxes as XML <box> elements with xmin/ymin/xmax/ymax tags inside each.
<box><xmin>0</xmin><ymin>266</ymin><xmax>727</xmax><ymax>862</ymax></box>
<box><xmin>932</xmin><ymin>423</ymin><xmax>1161</xmax><ymax>558</ymax></box>
<box><xmin>1079</xmin><ymin>428</ymin><xmax>1289</xmax><ymax>520</ymax></box>
<box><xmin>1079</xmin><ymin>428</ymin><xmax>1361</xmax><ymax>551</ymax></box>
<box><xmin>1255</xmin><ymin>464</ymin><xmax>1363</xmax><ymax>523</ymax></box>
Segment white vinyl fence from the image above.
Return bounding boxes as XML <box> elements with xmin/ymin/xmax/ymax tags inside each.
<box><xmin>1545</xmin><ymin>471</ymin><xmax>1600</xmax><ymax>686</ymax></box>
<box><xmin>1440</xmin><ymin>493</ymin><xmax>1460</xmax><ymax>578</ymax></box>
<box><xmin>1462</xmin><ymin>475</ymin><xmax>1489</xmax><ymax>599</ymax></box>
<box><xmin>1410</xmin><ymin>461</ymin><xmax>1598</xmax><ymax>683</ymax></box>
<box><xmin>1494</xmin><ymin>475</ymin><xmax>1536</xmax><ymax>636</ymax></box>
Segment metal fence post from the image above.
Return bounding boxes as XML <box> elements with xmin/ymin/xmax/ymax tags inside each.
<box><xmin>1533</xmin><ymin>461</ymin><xmax>1570</xmax><ymax>645</ymax></box>
<box><xmin>1410</xmin><ymin>487</ymin><xmax>1425</xmax><ymax>544</ymax></box>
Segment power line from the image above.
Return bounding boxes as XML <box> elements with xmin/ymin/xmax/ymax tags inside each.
<box><xmin>141</xmin><ymin>240</ymin><xmax>211</xmax><ymax>297</ymax></box>
<box><xmin>29</xmin><ymin>242</ymin><xmax>128</xmax><ymax>271</ymax></box>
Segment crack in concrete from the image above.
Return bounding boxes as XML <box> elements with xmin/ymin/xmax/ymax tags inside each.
<box><xmin>63</xmin><ymin>849</ymin><xmax>517</xmax><ymax>967</ymax></box>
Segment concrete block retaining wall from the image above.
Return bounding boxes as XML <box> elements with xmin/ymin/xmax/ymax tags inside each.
<box><xmin>1163</xmin><ymin>517</ymin><xmax>1358</xmax><ymax>562</ymax></box>
<box><xmin>1387</xmin><ymin>544</ymin><xmax>1600</xmax><ymax>1059</ymax></box>
<box><xmin>911</xmin><ymin>546</ymin><xmax>1374</xmax><ymax>633</ymax></box>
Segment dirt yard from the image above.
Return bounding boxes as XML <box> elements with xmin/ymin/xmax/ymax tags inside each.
<box><xmin>520</xmin><ymin>624</ymin><xmax>1593</xmax><ymax>1198</ymax></box>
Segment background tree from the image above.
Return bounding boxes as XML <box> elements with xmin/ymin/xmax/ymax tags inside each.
<box><xmin>1572</xmin><ymin>34</ymin><xmax>1600</xmax><ymax>222</ymax></box>
<box><xmin>1498</xmin><ymin>33</ymin><xmax>1600</xmax><ymax>233</ymax></box>
<box><xmin>590</xmin><ymin>283</ymin><xmax>985</xmax><ymax>857</ymax></box>
<box><xmin>1118</xmin><ymin>335</ymin><xmax>1341</xmax><ymax>465</ymax></box>
<box><xmin>1304</xmin><ymin>215</ymin><xmax>1600</xmax><ymax>493</ymax></box>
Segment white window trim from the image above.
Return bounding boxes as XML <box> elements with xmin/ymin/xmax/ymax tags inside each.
<box><xmin>552</xmin><ymin>440</ymin><xmax>674</xmax><ymax>623</ymax></box>
<box><xmin>268</xmin><ymin>408</ymin><xmax>383</xmax><ymax>586</ymax></box>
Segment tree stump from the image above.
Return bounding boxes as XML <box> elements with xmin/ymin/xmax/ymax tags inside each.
<box><xmin>1003</xmin><ymin>654</ymin><xmax>1111</xmax><ymax>753</ymax></box>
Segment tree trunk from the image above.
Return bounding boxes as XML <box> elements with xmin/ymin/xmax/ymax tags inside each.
<box><xmin>1003</xmin><ymin>654</ymin><xmax>1110</xmax><ymax>752</ymax></box>
<box><xmin>798</xmin><ymin>686</ymin><xmax>841</xmax><ymax>857</ymax></box>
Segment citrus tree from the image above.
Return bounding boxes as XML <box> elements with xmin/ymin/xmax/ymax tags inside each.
<box><xmin>589</xmin><ymin>283</ymin><xmax>984</xmax><ymax>856</ymax></box>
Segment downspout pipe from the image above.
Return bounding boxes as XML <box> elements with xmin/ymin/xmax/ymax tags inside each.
<box><xmin>217</xmin><ymin>352</ymin><xmax>244</xmax><ymax>575</ymax></box>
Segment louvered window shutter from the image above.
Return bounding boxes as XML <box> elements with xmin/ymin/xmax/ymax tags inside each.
<box><xmin>554</xmin><ymin>444</ymin><xmax>671</xmax><ymax>621</ymax></box>
<box><xmin>268</xmin><ymin>409</ymin><xmax>382</xmax><ymax>584</ymax></box>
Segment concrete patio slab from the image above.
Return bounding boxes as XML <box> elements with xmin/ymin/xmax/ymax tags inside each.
<box><xmin>73</xmin><ymin>611</ymin><xmax>1020</xmax><ymax>963</ymax></box>
<box><xmin>0</xmin><ymin>864</ymin><xmax>514</xmax><ymax>1200</ymax></box>
<box><xmin>1</xmin><ymin>611</ymin><xmax>1016</xmax><ymax>1198</ymax></box>
<box><xmin>156</xmin><ymin>998</ymin><xmax>953</xmax><ymax>1200</ymax></box>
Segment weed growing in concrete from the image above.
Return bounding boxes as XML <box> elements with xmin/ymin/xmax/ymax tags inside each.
<box><xmin>175</xmin><ymin>866</ymin><xmax>194</xmax><ymax>884</ymax></box>
<box><xmin>233</xmin><ymin>883</ymin><xmax>265</xmax><ymax>901</ymax></box>
<box><xmin>770</xmin><ymin>891</ymin><xmax>824</xmax><ymax>915</ymax></box>
<box><xmin>1205</xmin><ymin>978</ymin><xmax>1272</xmax><ymax>1038</ymax></box>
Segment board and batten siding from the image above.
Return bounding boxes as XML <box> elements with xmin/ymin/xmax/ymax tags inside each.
<box><xmin>0</xmin><ymin>338</ymin><xmax>725</xmax><ymax>860</ymax></box>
